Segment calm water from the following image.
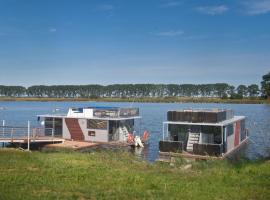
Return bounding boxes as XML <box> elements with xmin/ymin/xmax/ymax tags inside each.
<box><xmin>0</xmin><ymin>101</ymin><xmax>270</xmax><ymax>161</ymax></box>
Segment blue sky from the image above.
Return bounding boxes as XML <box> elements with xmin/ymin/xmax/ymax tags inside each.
<box><xmin>0</xmin><ymin>0</ymin><xmax>270</xmax><ymax>86</ymax></box>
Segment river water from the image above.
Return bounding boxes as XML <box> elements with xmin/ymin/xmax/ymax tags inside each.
<box><xmin>0</xmin><ymin>101</ymin><xmax>269</xmax><ymax>161</ymax></box>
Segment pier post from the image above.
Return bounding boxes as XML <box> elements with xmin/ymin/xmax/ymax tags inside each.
<box><xmin>162</xmin><ymin>122</ymin><xmax>165</xmax><ymax>140</ymax></box>
<box><xmin>2</xmin><ymin>120</ymin><xmax>5</xmax><ymax>137</ymax></box>
<box><xmin>52</xmin><ymin>118</ymin><xmax>55</xmax><ymax>140</ymax></box>
<box><xmin>2</xmin><ymin>120</ymin><xmax>5</xmax><ymax>147</ymax></box>
<box><xmin>11</xmin><ymin>128</ymin><xmax>13</xmax><ymax>142</ymax></box>
<box><xmin>27</xmin><ymin>121</ymin><xmax>30</xmax><ymax>151</ymax></box>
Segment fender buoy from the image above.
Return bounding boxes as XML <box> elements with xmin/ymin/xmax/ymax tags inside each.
<box><xmin>127</xmin><ymin>133</ymin><xmax>134</xmax><ymax>143</ymax></box>
<box><xmin>143</xmin><ymin>130</ymin><xmax>149</xmax><ymax>141</ymax></box>
<box><xmin>134</xmin><ymin>136</ymin><xmax>144</xmax><ymax>147</ymax></box>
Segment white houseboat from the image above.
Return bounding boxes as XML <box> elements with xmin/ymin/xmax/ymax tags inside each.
<box><xmin>37</xmin><ymin>106</ymin><xmax>145</xmax><ymax>144</ymax></box>
<box><xmin>159</xmin><ymin>109</ymin><xmax>248</xmax><ymax>159</ymax></box>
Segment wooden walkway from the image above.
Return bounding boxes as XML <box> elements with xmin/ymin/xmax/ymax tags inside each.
<box><xmin>158</xmin><ymin>151</ymin><xmax>223</xmax><ymax>161</ymax></box>
<box><xmin>43</xmin><ymin>140</ymin><xmax>133</xmax><ymax>150</ymax></box>
<box><xmin>44</xmin><ymin>140</ymin><xmax>99</xmax><ymax>150</ymax></box>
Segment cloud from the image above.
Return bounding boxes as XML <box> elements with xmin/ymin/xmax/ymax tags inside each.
<box><xmin>49</xmin><ymin>28</ymin><xmax>57</xmax><ymax>32</ymax></box>
<box><xmin>160</xmin><ymin>0</ymin><xmax>182</xmax><ymax>8</ymax></box>
<box><xmin>196</xmin><ymin>5</ymin><xmax>229</xmax><ymax>15</ymax></box>
<box><xmin>153</xmin><ymin>30</ymin><xmax>184</xmax><ymax>37</ymax></box>
<box><xmin>97</xmin><ymin>4</ymin><xmax>115</xmax><ymax>12</ymax></box>
<box><xmin>182</xmin><ymin>34</ymin><xmax>209</xmax><ymax>40</ymax></box>
<box><xmin>241</xmin><ymin>0</ymin><xmax>270</xmax><ymax>15</ymax></box>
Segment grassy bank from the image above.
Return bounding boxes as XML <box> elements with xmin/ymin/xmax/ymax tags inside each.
<box><xmin>0</xmin><ymin>96</ymin><xmax>269</xmax><ymax>104</ymax></box>
<box><xmin>0</xmin><ymin>149</ymin><xmax>269</xmax><ymax>200</ymax></box>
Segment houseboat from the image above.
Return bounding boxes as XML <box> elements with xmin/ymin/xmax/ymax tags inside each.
<box><xmin>37</xmin><ymin>106</ymin><xmax>147</xmax><ymax>146</ymax></box>
<box><xmin>159</xmin><ymin>109</ymin><xmax>248</xmax><ymax>159</ymax></box>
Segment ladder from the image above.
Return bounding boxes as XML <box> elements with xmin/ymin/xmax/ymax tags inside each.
<box><xmin>119</xmin><ymin>126</ymin><xmax>129</xmax><ymax>141</ymax></box>
<box><xmin>186</xmin><ymin>132</ymin><xmax>200</xmax><ymax>152</ymax></box>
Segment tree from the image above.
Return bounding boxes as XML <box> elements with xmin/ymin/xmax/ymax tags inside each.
<box><xmin>0</xmin><ymin>83</ymin><xmax>261</xmax><ymax>99</ymax></box>
<box><xmin>237</xmin><ymin>85</ymin><xmax>248</xmax><ymax>98</ymax></box>
<box><xmin>261</xmin><ymin>72</ymin><xmax>270</xmax><ymax>99</ymax></box>
<box><xmin>0</xmin><ymin>85</ymin><xmax>26</xmax><ymax>97</ymax></box>
<box><xmin>214</xmin><ymin>83</ymin><xmax>230</xmax><ymax>98</ymax></box>
<box><xmin>227</xmin><ymin>85</ymin><xmax>235</xmax><ymax>97</ymax></box>
<box><xmin>247</xmin><ymin>84</ymin><xmax>260</xmax><ymax>97</ymax></box>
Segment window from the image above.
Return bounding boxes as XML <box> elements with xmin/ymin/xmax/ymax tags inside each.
<box><xmin>87</xmin><ymin>119</ymin><xmax>107</xmax><ymax>130</ymax></box>
<box><xmin>240</xmin><ymin>119</ymin><xmax>246</xmax><ymax>141</ymax></box>
<box><xmin>201</xmin><ymin>126</ymin><xmax>221</xmax><ymax>135</ymax></box>
<box><xmin>44</xmin><ymin>117</ymin><xmax>63</xmax><ymax>136</ymax></box>
<box><xmin>226</xmin><ymin>124</ymin><xmax>234</xmax><ymax>136</ymax></box>
<box><xmin>88</xmin><ymin>131</ymin><xmax>95</xmax><ymax>136</ymax></box>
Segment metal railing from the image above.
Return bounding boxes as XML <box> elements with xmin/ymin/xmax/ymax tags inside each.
<box><xmin>0</xmin><ymin>120</ymin><xmax>56</xmax><ymax>151</ymax></box>
<box><xmin>0</xmin><ymin>126</ymin><xmax>54</xmax><ymax>139</ymax></box>
<box><xmin>93</xmin><ymin>108</ymin><xmax>139</xmax><ymax>118</ymax></box>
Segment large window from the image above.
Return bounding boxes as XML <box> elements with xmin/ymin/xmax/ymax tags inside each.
<box><xmin>168</xmin><ymin>124</ymin><xmax>189</xmax><ymax>142</ymax></box>
<box><xmin>44</xmin><ymin>118</ymin><xmax>63</xmax><ymax>136</ymax></box>
<box><xmin>201</xmin><ymin>126</ymin><xmax>221</xmax><ymax>134</ymax></box>
<box><xmin>87</xmin><ymin>119</ymin><xmax>107</xmax><ymax>130</ymax></box>
<box><xmin>200</xmin><ymin>126</ymin><xmax>222</xmax><ymax>144</ymax></box>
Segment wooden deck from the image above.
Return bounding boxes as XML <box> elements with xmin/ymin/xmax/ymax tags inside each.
<box><xmin>1</xmin><ymin>135</ymin><xmax>142</xmax><ymax>151</ymax></box>
<box><xmin>44</xmin><ymin>140</ymin><xmax>133</xmax><ymax>150</ymax></box>
<box><xmin>0</xmin><ymin>136</ymin><xmax>65</xmax><ymax>144</ymax></box>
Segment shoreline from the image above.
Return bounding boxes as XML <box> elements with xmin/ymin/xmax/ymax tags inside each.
<box><xmin>0</xmin><ymin>97</ymin><xmax>269</xmax><ymax>104</ymax></box>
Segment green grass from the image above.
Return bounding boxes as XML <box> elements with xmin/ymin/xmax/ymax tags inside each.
<box><xmin>0</xmin><ymin>149</ymin><xmax>269</xmax><ymax>200</ymax></box>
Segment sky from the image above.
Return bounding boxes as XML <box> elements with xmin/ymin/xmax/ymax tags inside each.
<box><xmin>0</xmin><ymin>0</ymin><xmax>270</xmax><ymax>87</ymax></box>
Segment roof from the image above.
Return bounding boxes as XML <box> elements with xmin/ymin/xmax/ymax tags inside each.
<box><xmin>167</xmin><ymin>108</ymin><xmax>230</xmax><ymax>113</ymax></box>
<box><xmin>71</xmin><ymin>106</ymin><xmax>133</xmax><ymax>110</ymax></box>
<box><xmin>37</xmin><ymin>114</ymin><xmax>141</xmax><ymax>121</ymax></box>
<box><xmin>86</xmin><ymin>106</ymin><xmax>119</xmax><ymax>109</ymax></box>
<box><xmin>163</xmin><ymin>116</ymin><xmax>245</xmax><ymax>126</ymax></box>
<box><xmin>37</xmin><ymin>106</ymin><xmax>140</xmax><ymax>120</ymax></box>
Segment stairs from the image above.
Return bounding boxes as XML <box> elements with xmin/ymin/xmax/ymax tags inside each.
<box><xmin>119</xmin><ymin>126</ymin><xmax>129</xmax><ymax>141</ymax></box>
<box><xmin>186</xmin><ymin>132</ymin><xmax>200</xmax><ymax>152</ymax></box>
<box><xmin>65</xmin><ymin>118</ymin><xmax>84</xmax><ymax>141</ymax></box>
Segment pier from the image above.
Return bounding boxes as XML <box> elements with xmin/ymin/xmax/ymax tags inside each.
<box><xmin>0</xmin><ymin>120</ymin><xmax>64</xmax><ymax>150</ymax></box>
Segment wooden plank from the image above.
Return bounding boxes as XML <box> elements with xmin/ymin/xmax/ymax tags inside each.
<box><xmin>0</xmin><ymin>137</ymin><xmax>64</xmax><ymax>144</ymax></box>
<box><xmin>223</xmin><ymin>137</ymin><xmax>249</xmax><ymax>158</ymax></box>
<box><xmin>159</xmin><ymin>151</ymin><xmax>223</xmax><ymax>160</ymax></box>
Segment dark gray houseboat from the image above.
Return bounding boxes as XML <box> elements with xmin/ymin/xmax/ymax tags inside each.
<box><xmin>159</xmin><ymin>109</ymin><xmax>248</xmax><ymax>159</ymax></box>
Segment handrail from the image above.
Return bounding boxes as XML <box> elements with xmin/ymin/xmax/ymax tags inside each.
<box><xmin>0</xmin><ymin>125</ymin><xmax>28</xmax><ymax>129</ymax></box>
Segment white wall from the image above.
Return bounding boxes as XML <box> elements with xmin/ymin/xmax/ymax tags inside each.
<box><xmin>67</xmin><ymin>108</ymin><xmax>93</xmax><ymax>118</ymax></box>
<box><xmin>226</xmin><ymin>123</ymin><xmax>236</xmax><ymax>152</ymax></box>
<box><xmin>227</xmin><ymin>134</ymin><xmax>235</xmax><ymax>152</ymax></box>
<box><xmin>78</xmin><ymin>119</ymin><xmax>109</xmax><ymax>142</ymax></box>
<box><xmin>84</xmin><ymin>109</ymin><xmax>93</xmax><ymax>118</ymax></box>
<box><xmin>62</xmin><ymin>118</ymin><xmax>71</xmax><ymax>139</ymax></box>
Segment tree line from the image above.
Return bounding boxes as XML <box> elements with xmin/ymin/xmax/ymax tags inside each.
<box><xmin>0</xmin><ymin>72</ymin><xmax>269</xmax><ymax>99</ymax></box>
<box><xmin>0</xmin><ymin>83</ymin><xmax>262</xmax><ymax>98</ymax></box>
